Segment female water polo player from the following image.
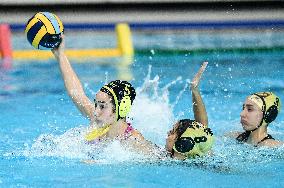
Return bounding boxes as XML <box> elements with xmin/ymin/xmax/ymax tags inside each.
<box><xmin>166</xmin><ymin>62</ymin><xmax>214</xmax><ymax>160</ymax></box>
<box><xmin>232</xmin><ymin>91</ymin><xmax>282</xmax><ymax>147</ymax></box>
<box><xmin>51</xmin><ymin>36</ymin><xmax>159</xmax><ymax>155</ymax></box>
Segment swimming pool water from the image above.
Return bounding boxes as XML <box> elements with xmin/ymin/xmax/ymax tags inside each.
<box><xmin>1</xmin><ymin>28</ymin><xmax>284</xmax><ymax>187</ymax></box>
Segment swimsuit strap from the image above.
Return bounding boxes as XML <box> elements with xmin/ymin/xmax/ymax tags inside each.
<box><xmin>123</xmin><ymin>123</ymin><xmax>134</xmax><ymax>139</ymax></box>
<box><xmin>257</xmin><ymin>134</ymin><xmax>274</xmax><ymax>145</ymax></box>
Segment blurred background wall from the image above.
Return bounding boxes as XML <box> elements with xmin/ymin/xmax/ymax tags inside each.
<box><xmin>1</xmin><ymin>0</ymin><xmax>284</xmax><ymax>24</ymax></box>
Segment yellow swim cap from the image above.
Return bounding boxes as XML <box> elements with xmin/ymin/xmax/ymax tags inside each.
<box><xmin>248</xmin><ymin>92</ymin><xmax>281</xmax><ymax>125</ymax></box>
<box><xmin>100</xmin><ymin>80</ymin><xmax>136</xmax><ymax>121</ymax></box>
<box><xmin>173</xmin><ymin>120</ymin><xmax>214</xmax><ymax>158</ymax></box>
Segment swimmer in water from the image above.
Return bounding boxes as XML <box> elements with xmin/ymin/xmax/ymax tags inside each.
<box><xmin>166</xmin><ymin>62</ymin><xmax>214</xmax><ymax>160</ymax></box>
<box><xmin>232</xmin><ymin>91</ymin><xmax>282</xmax><ymax>147</ymax></box>
<box><xmin>52</xmin><ymin>35</ymin><xmax>159</xmax><ymax>155</ymax></box>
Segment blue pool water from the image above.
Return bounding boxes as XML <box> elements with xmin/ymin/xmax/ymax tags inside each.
<box><xmin>1</xmin><ymin>28</ymin><xmax>284</xmax><ymax>187</ymax></box>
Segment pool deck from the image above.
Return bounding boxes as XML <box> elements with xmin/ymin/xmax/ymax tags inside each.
<box><xmin>1</xmin><ymin>1</ymin><xmax>284</xmax><ymax>25</ymax></box>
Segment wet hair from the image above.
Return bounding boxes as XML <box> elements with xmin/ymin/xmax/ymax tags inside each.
<box><xmin>175</xmin><ymin>119</ymin><xmax>196</xmax><ymax>138</ymax></box>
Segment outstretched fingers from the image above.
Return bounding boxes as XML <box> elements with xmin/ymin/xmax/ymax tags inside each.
<box><xmin>52</xmin><ymin>34</ymin><xmax>65</xmax><ymax>57</ymax></box>
<box><xmin>190</xmin><ymin>62</ymin><xmax>208</xmax><ymax>89</ymax></box>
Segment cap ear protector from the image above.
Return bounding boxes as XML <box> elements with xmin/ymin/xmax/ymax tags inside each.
<box><xmin>174</xmin><ymin>136</ymin><xmax>208</xmax><ymax>153</ymax></box>
<box><xmin>248</xmin><ymin>92</ymin><xmax>281</xmax><ymax>125</ymax></box>
<box><xmin>174</xmin><ymin>137</ymin><xmax>195</xmax><ymax>153</ymax></box>
<box><xmin>118</xmin><ymin>85</ymin><xmax>132</xmax><ymax>118</ymax></box>
<box><xmin>264</xmin><ymin>103</ymin><xmax>278</xmax><ymax>124</ymax></box>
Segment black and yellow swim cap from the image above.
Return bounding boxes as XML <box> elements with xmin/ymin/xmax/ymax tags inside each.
<box><xmin>173</xmin><ymin>119</ymin><xmax>214</xmax><ymax>158</ymax></box>
<box><xmin>247</xmin><ymin>92</ymin><xmax>281</xmax><ymax>126</ymax></box>
<box><xmin>100</xmin><ymin>80</ymin><xmax>136</xmax><ymax>121</ymax></box>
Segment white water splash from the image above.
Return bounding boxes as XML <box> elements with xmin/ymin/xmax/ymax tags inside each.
<box><xmin>129</xmin><ymin>65</ymin><xmax>175</xmax><ymax>146</ymax></box>
<box><xmin>23</xmin><ymin>127</ymin><xmax>91</xmax><ymax>159</ymax></box>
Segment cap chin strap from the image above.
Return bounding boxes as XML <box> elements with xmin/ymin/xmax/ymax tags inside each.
<box><xmin>102</xmin><ymin>85</ymin><xmax>119</xmax><ymax>121</ymax></box>
<box><xmin>249</xmin><ymin>93</ymin><xmax>266</xmax><ymax>132</ymax></box>
<box><xmin>250</xmin><ymin>119</ymin><xmax>263</xmax><ymax>132</ymax></box>
<box><xmin>250</xmin><ymin>109</ymin><xmax>267</xmax><ymax>132</ymax></box>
